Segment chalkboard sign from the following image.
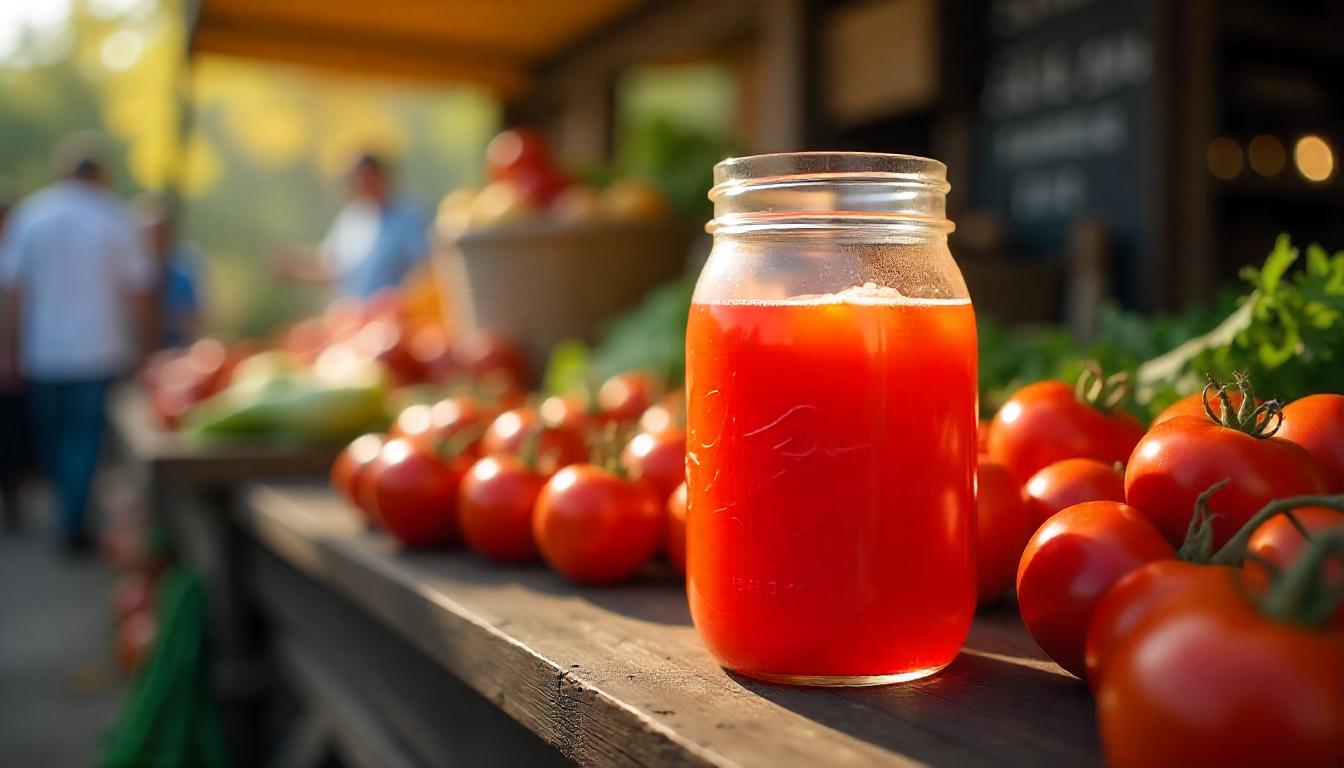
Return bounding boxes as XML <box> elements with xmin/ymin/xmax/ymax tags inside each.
<box><xmin>972</xmin><ymin>0</ymin><xmax>1154</xmax><ymax>305</ymax></box>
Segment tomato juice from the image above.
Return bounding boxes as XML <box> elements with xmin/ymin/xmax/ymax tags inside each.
<box><xmin>685</xmin><ymin>289</ymin><xmax>978</xmax><ymax>683</ymax></box>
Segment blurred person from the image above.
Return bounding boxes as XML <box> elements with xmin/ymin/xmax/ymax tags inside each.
<box><xmin>136</xmin><ymin>192</ymin><xmax>202</xmax><ymax>348</ymax></box>
<box><xmin>283</xmin><ymin>152</ymin><xmax>430</xmax><ymax>299</ymax></box>
<box><xmin>0</xmin><ymin>134</ymin><xmax>156</xmax><ymax>552</ymax></box>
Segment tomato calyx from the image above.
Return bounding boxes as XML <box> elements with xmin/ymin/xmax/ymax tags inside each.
<box><xmin>1201</xmin><ymin>372</ymin><xmax>1284</xmax><ymax>439</ymax></box>
<box><xmin>1074</xmin><ymin>361</ymin><xmax>1134</xmax><ymax>414</ymax></box>
<box><xmin>1255</xmin><ymin>526</ymin><xmax>1344</xmax><ymax>628</ymax></box>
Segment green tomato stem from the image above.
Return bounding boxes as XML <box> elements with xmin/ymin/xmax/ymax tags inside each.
<box><xmin>1257</xmin><ymin>527</ymin><xmax>1344</xmax><ymax>628</ymax></box>
<box><xmin>1208</xmin><ymin>493</ymin><xmax>1344</xmax><ymax>566</ymax></box>
<box><xmin>1074</xmin><ymin>361</ymin><xmax>1134</xmax><ymax>414</ymax></box>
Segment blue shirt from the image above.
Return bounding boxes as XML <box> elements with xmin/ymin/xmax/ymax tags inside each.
<box><xmin>162</xmin><ymin>243</ymin><xmax>201</xmax><ymax>348</ymax></box>
<box><xmin>321</xmin><ymin>199</ymin><xmax>430</xmax><ymax>299</ymax></box>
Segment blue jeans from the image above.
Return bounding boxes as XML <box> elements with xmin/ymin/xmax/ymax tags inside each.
<box><xmin>27</xmin><ymin>378</ymin><xmax>113</xmax><ymax>540</ymax></box>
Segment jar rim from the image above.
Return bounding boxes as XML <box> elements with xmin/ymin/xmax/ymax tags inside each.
<box><xmin>711</xmin><ymin>152</ymin><xmax>949</xmax><ymax>196</ymax></box>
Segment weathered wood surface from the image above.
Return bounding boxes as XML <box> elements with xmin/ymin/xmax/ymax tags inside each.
<box><xmin>240</xmin><ymin>484</ymin><xmax>1102</xmax><ymax>768</ymax></box>
<box><xmin>107</xmin><ymin>385</ymin><xmax>342</xmax><ymax>490</ymax></box>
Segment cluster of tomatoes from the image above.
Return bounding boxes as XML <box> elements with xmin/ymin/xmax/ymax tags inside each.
<box><xmin>976</xmin><ymin>367</ymin><xmax>1344</xmax><ymax>767</ymax></box>
<box><xmin>140</xmin><ymin>337</ymin><xmax>257</xmax><ymax>428</ymax></box>
<box><xmin>330</xmin><ymin>368</ymin><xmax>689</xmax><ymax>585</ymax></box>
<box><xmin>141</xmin><ymin>288</ymin><xmax>525</xmax><ymax>430</ymax></box>
<box><xmin>278</xmin><ymin>289</ymin><xmax>525</xmax><ymax>396</ymax></box>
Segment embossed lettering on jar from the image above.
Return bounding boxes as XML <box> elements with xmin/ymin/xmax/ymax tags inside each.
<box><xmin>686</xmin><ymin>152</ymin><xmax>978</xmax><ymax>685</ymax></box>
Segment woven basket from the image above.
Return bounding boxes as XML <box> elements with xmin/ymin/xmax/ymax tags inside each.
<box><xmin>434</xmin><ymin>218</ymin><xmax>694</xmax><ymax>382</ymax></box>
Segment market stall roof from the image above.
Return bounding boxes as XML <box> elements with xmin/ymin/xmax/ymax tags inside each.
<box><xmin>187</xmin><ymin>0</ymin><xmax>647</xmax><ymax>95</ymax></box>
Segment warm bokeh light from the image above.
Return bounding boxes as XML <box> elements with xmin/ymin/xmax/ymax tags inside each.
<box><xmin>1248</xmin><ymin>134</ymin><xmax>1286</xmax><ymax>177</ymax></box>
<box><xmin>0</xmin><ymin>0</ymin><xmax>72</xmax><ymax>66</ymax></box>
<box><xmin>1293</xmin><ymin>135</ymin><xmax>1334</xmax><ymax>182</ymax></box>
<box><xmin>99</xmin><ymin>29</ymin><xmax>143</xmax><ymax>71</ymax></box>
<box><xmin>1206</xmin><ymin>136</ymin><xmax>1243</xmax><ymax>180</ymax></box>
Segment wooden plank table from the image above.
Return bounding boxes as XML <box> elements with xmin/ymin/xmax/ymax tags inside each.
<box><xmin>106</xmin><ymin>385</ymin><xmax>348</xmax><ymax>766</ymax></box>
<box><xmin>239</xmin><ymin>484</ymin><xmax>1102</xmax><ymax>768</ymax></box>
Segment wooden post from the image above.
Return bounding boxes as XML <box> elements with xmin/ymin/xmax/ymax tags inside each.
<box><xmin>755</xmin><ymin>0</ymin><xmax>807</xmax><ymax>152</ymax></box>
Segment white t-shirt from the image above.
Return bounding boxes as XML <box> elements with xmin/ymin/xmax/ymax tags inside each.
<box><xmin>321</xmin><ymin>198</ymin><xmax>381</xmax><ymax>279</ymax></box>
<box><xmin>0</xmin><ymin>180</ymin><xmax>155</xmax><ymax>379</ymax></box>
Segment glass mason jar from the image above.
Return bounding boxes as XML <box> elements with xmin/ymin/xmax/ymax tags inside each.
<box><xmin>685</xmin><ymin>152</ymin><xmax>977</xmax><ymax>686</ymax></box>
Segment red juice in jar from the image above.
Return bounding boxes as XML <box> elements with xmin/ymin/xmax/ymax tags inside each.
<box><xmin>685</xmin><ymin>288</ymin><xmax>978</xmax><ymax>684</ymax></box>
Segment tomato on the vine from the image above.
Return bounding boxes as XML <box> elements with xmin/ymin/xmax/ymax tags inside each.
<box><xmin>481</xmin><ymin>407</ymin><xmax>588</xmax><ymax>475</ymax></box>
<box><xmin>1097</xmin><ymin>566</ymin><xmax>1344</xmax><ymax>768</ymax></box>
<box><xmin>452</xmin><ymin>330</ymin><xmax>528</xmax><ymax>390</ymax></box>
<box><xmin>1247</xmin><ymin>506</ymin><xmax>1344</xmax><ymax>623</ymax></box>
<box><xmin>1126</xmin><ymin>378</ymin><xmax>1327</xmax><ymax>549</ymax></box>
<box><xmin>639</xmin><ymin>390</ymin><xmax>685</xmax><ymax>435</ymax></box>
<box><xmin>1024</xmin><ymin>458</ymin><xmax>1125</xmax><ymax>527</ymax></box>
<box><xmin>621</xmin><ymin>428</ymin><xmax>686</xmax><ymax>501</ymax></box>
<box><xmin>1248</xmin><ymin>506</ymin><xmax>1344</xmax><ymax>573</ymax></box>
<box><xmin>367</xmin><ymin>438</ymin><xmax>464</xmax><ymax>548</ymax></box>
<box><xmin>332</xmin><ymin>433</ymin><xmax>387</xmax><ymax>518</ymax></box>
<box><xmin>1016</xmin><ymin>500</ymin><xmax>1175</xmax><ymax>678</ymax></box>
<box><xmin>533</xmin><ymin>464</ymin><xmax>661</xmax><ymax>585</ymax></box>
<box><xmin>597</xmin><ymin>371</ymin><xmax>658</xmax><ymax>424</ymax></box>
<box><xmin>1278</xmin><ymin>393</ymin><xmax>1344</xmax><ymax>492</ymax></box>
<box><xmin>391</xmin><ymin>397</ymin><xmax>491</xmax><ymax>464</ymax></box>
<box><xmin>485</xmin><ymin>128</ymin><xmax>551</xmax><ymax>181</ymax></box>
<box><xmin>974</xmin><ymin>458</ymin><xmax>1034</xmax><ymax>605</ymax></box>
<box><xmin>987</xmin><ymin>367</ymin><xmax>1144</xmax><ymax>481</ymax></box>
<box><xmin>665</xmin><ymin>482</ymin><xmax>688</xmax><ymax>576</ymax></box>
<box><xmin>539</xmin><ymin>393</ymin><xmax>595</xmax><ymax>433</ymax></box>
<box><xmin>457</xmin><ymin>455</ymin><xmax>546</xmax><ymax>563</ymax></box>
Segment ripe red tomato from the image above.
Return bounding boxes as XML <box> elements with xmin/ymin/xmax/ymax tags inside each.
<box><xmin>533</xmin><ymin>465</ymin><xmax>661</xmax><ymax>585</ymax></box>
<box><xmin>481</xmin><ymin>408</ymin><xmax>588</xmax><ymax>475</ymax></box>
<box><xmin>598</xmin><ymin>371</ymin><xmax>658</xmax><ymax>424</ymax></box>
<box><xmin>974</xmin><ymin>458</ymin><xmax>1034</xmax><ymax>605</ymax></box>
<box><xmin>1248</xmin><ymin>506</ymin><xmax>1344</xmax><ymax>571</ymax></box>
<box><xmin>1024</xmin><ymin>458</ymin><xmax>1125</xmax><ymax>527</ymax></box>
<box><xmin>368</xmin><ymin>438</ymin><xmax>464</xmax><ymax>548</ymax></box>
<box><xmin>1151</xmin><ymin>388</ymin><xmax>1256</xmax><ymax>427</ymax></box>
<box><xmin>666</xmin><ymin>482</ymin><xmax>688</xmax><ymax>576</ymax></box>
<box><xmin>1016</xmin><ymin>501</ymin><xmax>1175</xmax><ymax>678</ymax></box>
<box><xmin>639</xmin><ymin>390</ymin><xmax>685</xmax><ymax>435</ymax></box>
<box><xmin>350</xmin><ymin>318</ymin><xmax>423</xmax><ymax>386</ymax></box>
<box><xmin>408</xmin><ymin>324</ymin><xmax>456</xmax><ymax>381</ymax></box>
<box><xmin>539</xmin><ymin>393</ymin><xmax>595</xmax><ymax>433</ymax></box>
<box><xmin>1097</xmin><ymin>567</ymin><xmax>1344</xmax><ymax>768</ymax></box>
<box><xmin>1084</xmin><ymin>559</ymin><xmax>1214</xmax><ymax>690</ymax></box>
<box><xmin>485</xmin><ymin>127</ymin><xmax>552</xmax><ymax>181</ymax></box>
<box><xmin>331</xmin><ymin>433</ymin><xmax>387</xmax><ymax>515</ymax></box>
<box><xmin>1125</xmin><ymin>415</ymin><xmax>1327</xmax><ymax>548</ymax></box>
<box><xmin>987</xmin><ymin>380</ymin><xmax>1145</xmax><ymax>481</ymax></box>
<box><xmin>504</xmin><ymin>162</ymin><xmax>569</xmax><ymax>207</ymax></box>
<box><xmin>621</xmin><ymin>428</ymin><xmax>686</xmax><ymax>501</ymax></box>
<box><xmin>457</xmin><ymin>455</ymin><xmax>546</xmax><ymax>563</ymax></box>
<box><xmin>452</xmin><ymin>329</ymin><xmax>529</xmax><ymax>389</ymax></box>
<box><xmin>1278</xmin><ymin>394</ymin><xmax>1344</xmax><ymax>492</ymax></box>
<box><xmin>391</xmin><ymin>397</ymin><xmax>490</xmax><ymax>462</ymax></box>
<box><xmin>1247</xmin><ymin>506</ymin><xmax>1344</xmax><ymax>623</ymax></box>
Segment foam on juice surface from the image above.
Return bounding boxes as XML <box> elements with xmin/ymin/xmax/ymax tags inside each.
<box><xmin>721</xmin><ymin>282</ymin><xmax>970</xmax><ymax>307</ymax></box>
